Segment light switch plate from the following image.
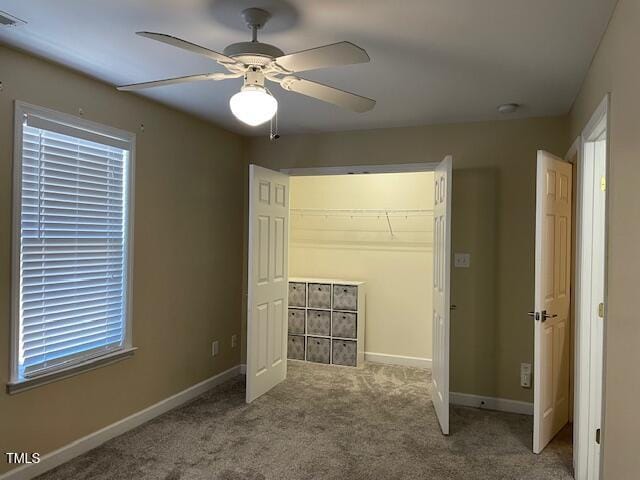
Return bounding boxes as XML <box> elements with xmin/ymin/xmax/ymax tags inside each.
<box><xmin>212</xmin><ymin>340</ymin><xmax>219</xmax><ymax>357</ymax></box>
<box><xmin>454</xmin><ymin>253</ymin><xmax>471</xmax><ymax>268</ymax></box>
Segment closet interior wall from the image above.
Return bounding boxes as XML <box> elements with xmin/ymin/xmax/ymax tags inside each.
<box><xmin>288</xmin><ymin>172</ymin><xmax>435</xmax><ymax>362</ymax></box>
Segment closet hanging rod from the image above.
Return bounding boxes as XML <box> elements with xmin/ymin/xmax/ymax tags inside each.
<box><xmin>290</xmin><ymin>208</ymin><xmax>433</xmax><ymax>218</ymax></box>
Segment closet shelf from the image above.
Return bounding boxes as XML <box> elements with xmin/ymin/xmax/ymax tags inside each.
<box><xmin>290</xmin><ymin>208</ymin><xmax>433</xmax><ymax>218</ymax></box>
<box><xmin>291</xmin><ymin>208</ymin><xmax>433</xmax><ymax>238</ymax></box>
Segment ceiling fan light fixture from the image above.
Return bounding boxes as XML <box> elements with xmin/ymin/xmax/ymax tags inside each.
<box><xmin>118</xmin><ymin>10</ymin><xmax>376</xmax><ymax>124</ymax></box>
<box><xmin>230</xmin><ymin>85</ymin><xmax>277</xmax><ymax>127</ymax></box>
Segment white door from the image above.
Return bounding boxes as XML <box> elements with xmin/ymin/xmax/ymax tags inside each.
<box><xmin>432</xmin><ymin>155</ymin><xmax>452</xmax><ymax>435</ymax></box>
<box><xmin>246</xmin><ymin>165</ymin><xmax>289</xmax><ymax>403</ymax></box>
<box><xmin>533</xmin><ymin>150</ymin><xmax>572</xmax><ymax>453</ymax></box>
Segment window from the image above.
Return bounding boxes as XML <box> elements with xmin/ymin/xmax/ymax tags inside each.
<box><xmin>10</xmin><ymin>102</ymin><xmax>135</xmax><ymax>389</ymax></box>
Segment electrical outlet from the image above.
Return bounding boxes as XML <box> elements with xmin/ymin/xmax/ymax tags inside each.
<box><xmin>211</xmin><ymin>340</ymin><xmax>219</xmax><ymax>357</ymax></box>
<box><xmin>520</xmin><ymin>363</ymin><xmax>531</xmax><ymax>388</ymax></box>
<box><xmin>231</xmin><ymin>334</ymin><xmax>238</xmax><ymax>348</ymax></box>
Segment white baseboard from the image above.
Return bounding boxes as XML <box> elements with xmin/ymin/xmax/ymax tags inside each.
<box><xmin>365</xmin><ymin>352</ymin><xmax>432</xmax><ymax>369</ymax></box>
<box><xmin>0</xmin><ymin>365</ymin><xmax>242</xmax><ymax>480</ymax></box>
<box><xmin>450</xmin><ymin>392</ymin><xmax>533</xmax><ymax>415</ymax></box>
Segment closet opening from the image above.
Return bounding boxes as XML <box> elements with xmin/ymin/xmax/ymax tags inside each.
<box><xmin>287</xmin><ymin>170</ymin><xmax>435</xmax><ymax>371</ymax></box>
<box><xmin>245</xmin><ymin>159</ymin><xmax>453</xmax><ymax>433</ymax></box>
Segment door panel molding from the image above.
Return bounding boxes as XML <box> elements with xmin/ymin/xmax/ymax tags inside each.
<box><xmin>533</xmin><ymin>151</ymin><xmax>573</xmax><ymax>454</ymax></box>
<box><xmin>247</xmin><ymin>165</ymin><xmax>290</xmax><ymax>403</ymax></box>
<box><xmin>431</xmin><ymin>155</ymin><xmax>452</xmax><ymax>435</ymax></box>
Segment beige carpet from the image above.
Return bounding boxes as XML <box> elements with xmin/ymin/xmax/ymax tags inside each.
<box><xmin>37</xmin><ymin>361</ymin><xmax>573</xmax><ymax>480</ymax></box>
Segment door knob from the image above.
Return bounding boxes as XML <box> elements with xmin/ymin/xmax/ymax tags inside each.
<box><xmin>540</xmin><ymin>310</ymin><xmax>557</xmax><ymax>321</ymax></box>
<box><xmin>528</xmin><ymin>311</ymin><xmax>557</xmax><ymax>322</ymax></box>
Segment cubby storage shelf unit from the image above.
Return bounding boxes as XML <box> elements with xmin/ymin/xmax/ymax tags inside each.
<box><xmin>287</xmin><ymin>277</ymin><xmax>366</xmax><ymax>367</ymax></box>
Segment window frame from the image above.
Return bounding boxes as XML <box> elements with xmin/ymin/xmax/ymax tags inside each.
<box><xmin>9</xmin><ymin>101</ymin><xmax>136</xmax><ymax>392</ymax></box>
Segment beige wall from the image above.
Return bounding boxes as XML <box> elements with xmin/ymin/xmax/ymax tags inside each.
<box><xmin>289</xmin><ymin>173</ymin><xmax>434</xmax><ymax>360</ymax></box>
<box><xmin>0</xmin><ymin>45</ymin><xmax>245</xmax><ymax>474</ymax></box>
<box><xmin>568</xmin><ymin>0</ymin><xmax>640</xmax><ymax>477</ymax></box>
<box><xmin>450</xmin><ymin>167</ymin><xmax>501</xmax><ymax>397</ymax></box>
<box><xmin>245</xmin><ymin>115</ymin><xmax>569</xmax><ymax>402</ymax></box>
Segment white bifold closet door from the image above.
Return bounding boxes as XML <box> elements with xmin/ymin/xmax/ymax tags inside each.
<box><xmin>246</xmin><ymin>165</ymin><xmax>290</xmax><ymax>403</ymax></box>
<box><xmin>431</xmin><ymin>155</ymin><xmax>453</xmax><ymax>435</ymax></box>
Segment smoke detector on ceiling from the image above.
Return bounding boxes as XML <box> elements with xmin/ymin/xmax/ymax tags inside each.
<box><xmin>497</xmin><ymin>103</ymin><xmax>520</xmax><ymax>114</ymax></box>
<box><xmin>0</xmin><ymin>11</ymin><xmax>27</xmax><ymax>28</ymax></box>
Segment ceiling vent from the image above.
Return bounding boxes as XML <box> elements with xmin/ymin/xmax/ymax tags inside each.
<box><xmin>0</xmin><ymin>11</ymin><xmax>26</xmax><ymax>28</ymax></box>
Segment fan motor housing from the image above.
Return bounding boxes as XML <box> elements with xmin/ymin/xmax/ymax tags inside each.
<box><xmin>224</xmin><ymin>41</ymin><xmax>284</xmax><ymax>65</ymax></box>
<box><xmin>244</xmin><ymin>67</ymin><xmax>265</xmax><ymax>87</ymax></box>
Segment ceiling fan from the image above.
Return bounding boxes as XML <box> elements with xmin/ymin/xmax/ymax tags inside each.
<box><xmin>117</xmin><ymin>7</ymin><xmax>376</xmax><ymax>127</ymax></box>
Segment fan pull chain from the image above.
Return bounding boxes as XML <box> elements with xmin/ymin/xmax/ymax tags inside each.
<box><xmin>270</xmin><ymin>107</ymin><xmax>280</xmax><ymax>141</ymax></box>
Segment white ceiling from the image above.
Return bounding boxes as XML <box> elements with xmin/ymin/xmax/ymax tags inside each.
<box><xmin>0</xmin><ymin>0</ymin><xmax>617</xmax><ymax>135</ymax></box>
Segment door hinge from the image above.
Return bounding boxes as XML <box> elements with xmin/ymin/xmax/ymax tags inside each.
<box><xmin>596</xmin><ymin>428</ymin><xmax>601</xmax><ymax>445</ymax></box>
<box><xmin>601</xmin><ymin>176</ymin><xmax>606</xmax><ymax>192</ymax></box>
<box><xmin>598</xmin><ymin>302</ymin><xmax>605</xmax><ymax>318</ymax></box>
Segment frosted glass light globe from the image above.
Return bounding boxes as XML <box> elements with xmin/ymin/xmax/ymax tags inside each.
<box><xmin>230</xmin><ymin>85</ymin><xmax>278</xmax><ymax>126</ymax></box>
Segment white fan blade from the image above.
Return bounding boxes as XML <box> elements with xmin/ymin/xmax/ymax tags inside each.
<box><xmin>117</xmin><ymin>73</ymin><xmax>220</xmax><ymax>91</ymax></box>
<box><xmin>281</xmin><ymin>77</ymin><xmax>375</xmax><ymax>113</ymax></box>
<box><xmin>274</xmin><ymin>41</ymin><xmax>370</xmax><ymax>73</ymax></box>
<box><xmin>136</xmin><ymin>32</ymin><xmax>238</xmax><ymax>65</ymax></box>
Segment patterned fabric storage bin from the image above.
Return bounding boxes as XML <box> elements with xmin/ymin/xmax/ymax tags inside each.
<box><xmin>332</xmin><ymin>312</ymin><xmax>357</xmax><ymax>339</ymax></box>
<box><xmin>307</xmin><ymin>309</ymin><xmax>331</xmax><ymax>336</ymax></box>
<box><xmin>332</xmin><ymin>340</ymin><xmax>357</xmax><ymax>367</ymax></box>
<box><xmin>308</xmin><ymin>283</ymin><xmax>331</xmax><ymax>309</ymax></box>
<box><xmin>333</xmin><ymin>284</ymin><xmax>358</xmax><ymax>311</ymax></box>
<box><xmin>288</xmin><ymin>282</ymin><xmax>306</xmax><ymax>307</ymax></box>
<box><xmin>306</xmin><ymin>337</ymin><xmax>331</xmax><ymax>364</ymax></box>
<box><xmin>288</xmin><ymin>335</ymin><xmax>305</xmax><ymax>360</ymax></box>
<box><xmin>288</xmin><ymin>308</ymin><xmax>305</xmax><ymax>335</ymax></box>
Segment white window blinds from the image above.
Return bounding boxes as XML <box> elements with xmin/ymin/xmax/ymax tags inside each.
<box><xmin>17</xmin><ymin>111</ymin><xmax>132</xmax><ymax>380</ymax></box>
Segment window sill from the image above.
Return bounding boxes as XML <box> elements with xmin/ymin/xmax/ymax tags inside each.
<box><xmin>6</xmin><ymin>347</ymin><xmax>137</xmax><ymax>395</ymax></box>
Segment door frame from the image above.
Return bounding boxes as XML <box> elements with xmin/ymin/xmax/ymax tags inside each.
<box><xmin>569</xmin><ymin>94</ymin><xmax>609</xmax><ymax>480</ymax></box>
<box><xmin>281</xmin><ymin>162</ymin><xmax>439</xmax><ymax>176</ymax></box>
